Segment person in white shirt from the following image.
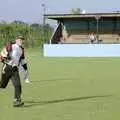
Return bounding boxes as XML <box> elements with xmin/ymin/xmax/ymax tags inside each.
<box><xmin>0</xmin><ymin>36</ymin><xmax>29</xmax><ymax>107</ymax></box>
<box><xmin>88</xmin><ymin>32</ymin><xmax>96</xmax><ymax>43</ymax></box>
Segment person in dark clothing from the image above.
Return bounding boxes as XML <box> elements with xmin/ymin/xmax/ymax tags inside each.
<box><xmin>0</xmin><ymin>36</ymin><xmax>29</xmax><ymax>107</ymax></box>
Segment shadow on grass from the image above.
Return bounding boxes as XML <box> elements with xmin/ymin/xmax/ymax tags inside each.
<box><xmin>23</xmin><ymin>95</ymin><xmax>112</xmax><ymax>108</ymax></box>
<box><xmin>32</xmin><ymin>78</ymin><xmax>73</xmax><ymax>83</ymax></box>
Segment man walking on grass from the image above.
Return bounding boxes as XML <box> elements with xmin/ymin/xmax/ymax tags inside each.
<box><xmin>0</xmin><ymin>35</ymin><xmax>30</xmax><ymax>107</ymax></box>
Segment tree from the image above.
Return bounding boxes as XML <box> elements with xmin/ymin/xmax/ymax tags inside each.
<box><xmin>0</xmin><ymin>21</ymin><xmax>53</xmax><ymax>48</ymax></box>
<box><xmin>70</xmin><ymin>8</ymin><xmax>82</xmax><ymax>14</ymax></box>
<box><xmin>30</xmin><ymin>23</ymin><xmax>40</xmax><ymax>29</ymax></box>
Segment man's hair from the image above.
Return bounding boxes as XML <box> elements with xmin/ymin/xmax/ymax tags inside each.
<box><xmin>16</xmin><ymin>36</ymin><xmax>25</xmax><ymax>40</ymax></box>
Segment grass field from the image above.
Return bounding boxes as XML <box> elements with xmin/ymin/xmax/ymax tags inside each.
<box><xmin>1</xmin><ymin>48</ymin><xmax>120</xmax><ymax>120</ymax></box>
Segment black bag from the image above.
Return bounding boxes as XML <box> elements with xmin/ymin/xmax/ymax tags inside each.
<box><xmin>0</xmin><ymin>64</ymin><xmax>12</xmax><ymax>88</ymax></box>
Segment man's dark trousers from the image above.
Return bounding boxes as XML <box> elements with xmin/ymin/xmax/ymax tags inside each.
<box><xmin>0</xmin><ymin>63</ymin><xmax>22</xmax><ymax>100</ymax></box>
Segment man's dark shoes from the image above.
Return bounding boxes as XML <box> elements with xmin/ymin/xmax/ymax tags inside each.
<box><xmin>13</xmin><ymin>99</ymin><xmax>24</xmax><ymax>107</ymax></box>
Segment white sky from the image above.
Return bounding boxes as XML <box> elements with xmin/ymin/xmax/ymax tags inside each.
<box><xmin>0</xmin><ymin>0</ymin><xmax>120</xmax><ymax>25</ymax></box>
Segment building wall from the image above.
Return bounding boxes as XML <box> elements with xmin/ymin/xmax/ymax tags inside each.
<box><xmin>60</xmin><ymin>17</ymin><xmax>120</xmax><ymax>43</ymax></box>
<box><xmin>44</xmin><ymin>44</ymin><xmax>120</xmax><ymax>57</ymax></box>
<box><xmin>63</xmin><ymin>17</ymin><xmax>120</xmax><ymax>34</ymax></box>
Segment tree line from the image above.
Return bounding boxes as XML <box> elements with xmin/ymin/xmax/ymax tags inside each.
<box><xmin>0</xmin><ymin>21</ymin><xmax>54</xmax><ymax>48</ymax></box>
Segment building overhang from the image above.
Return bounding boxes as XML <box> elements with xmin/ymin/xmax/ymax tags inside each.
<box><xmin>45</xmin><ymin>12</ymin><xmax>120</xmax><ymax>21</ymax></box>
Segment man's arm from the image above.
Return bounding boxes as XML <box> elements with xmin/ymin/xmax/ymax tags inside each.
<box><xmin>20</xmin><ymin>47</ymin><xmax>30</xmax><ymax>83</ymax></box>
<box><xmin>0</xmin><ymin>48</ymin><xmax>9</xmax><ymax>63</ymax></box>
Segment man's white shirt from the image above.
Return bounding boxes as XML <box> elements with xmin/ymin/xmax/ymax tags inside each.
<box><xmin>10</xmin><ymin>44</ymin><xmax>23</xmax><ymax>67</ymax></box>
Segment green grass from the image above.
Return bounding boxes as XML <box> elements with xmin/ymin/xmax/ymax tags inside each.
<box><xmin>1</xmin><ymin>48</ymin><xmax>120</xmax><ymax>120</ymax></box>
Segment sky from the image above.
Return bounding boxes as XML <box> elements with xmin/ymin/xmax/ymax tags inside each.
<box><xmin>0</xmin><ymin>0</ymin><xmax>120</xmax><ymax>25</ymax></box>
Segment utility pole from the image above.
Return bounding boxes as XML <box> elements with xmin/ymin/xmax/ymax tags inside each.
<box><xmin>42</xmin><ymin>3</ymin><xmax>46</xmax><ymax>26</ymax></box>
<box><xmin>95</xmin><ymin>15</ymin><xmax>101</xmax><ymax>43</ymax></box>
<box><xmin>41</xmin><ymin>3</ymin><xmax>46</xmax><ymax>43</ymax></box>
